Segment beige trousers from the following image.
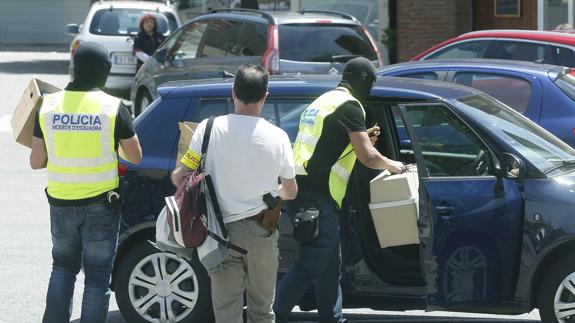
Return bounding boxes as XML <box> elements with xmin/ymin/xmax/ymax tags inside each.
<box><xmin>209</xmin><ymin>218</ymin><xmax>280</xmax><ymax>323</ymax></box>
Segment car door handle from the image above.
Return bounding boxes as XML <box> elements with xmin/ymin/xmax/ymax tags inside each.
<box><xmin>435</xmin><ymin>205</ymin><xmax>455</xmax><ymax>216</ymax></box>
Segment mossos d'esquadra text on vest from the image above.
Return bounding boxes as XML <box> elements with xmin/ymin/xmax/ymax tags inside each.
<box><xmin>51</xmin><ymin>113</ymin><xmax>103</xmax><ymax>131</ymax></box>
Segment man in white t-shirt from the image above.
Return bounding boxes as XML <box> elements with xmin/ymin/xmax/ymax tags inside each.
<box><xmin>171</xmin><ymin>64</ymin><xmax>298</xmax><ymax>323</ymax></box>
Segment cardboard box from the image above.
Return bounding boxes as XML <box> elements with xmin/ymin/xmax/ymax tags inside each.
<box><xmin>177</xmin><ymin>122</ymin><xmax>199</xmax><ymax>163</ymax></box>
<box><xmin>11</xmin><ymin>77</ymin><xmax>61</xmax><ymax>148</ymax></box>
<box><xmin>369</xmin><ymin>170</ymin><xmax>420</xmax><ymax>249</ymax></box>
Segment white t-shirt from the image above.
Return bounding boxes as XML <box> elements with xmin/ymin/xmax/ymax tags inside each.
<box><xmin>183</xmin><ymin>115</ymin><xmax>295</xmax><ymax>223</ymax></box>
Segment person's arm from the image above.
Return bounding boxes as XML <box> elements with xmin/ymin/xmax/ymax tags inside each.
<box><xmin>277</xmin><ymin>131</ymin><xmax>297</xmax><ymax>200</ymax></box>
<box><xmin>119</xmin><ymin>135</ymin><xmax>142</xmax><ymax>164</ymax></box>
<box><xmin>338</xmin><ymin>102</ymin><xmax>405</xmax><ymax>173</ymax></box>
<box><xmin>171</xmin><ymin>121</ymin><xmax>206</xmax><ymax>186</ymax></box>
<box><xmin>30</xmin><ymin>111</ymin><xmax>47</xmax><ymax>169</ymax></box>
<box><xmin>349</xmin><ymin>131</ymin><xmax>404</xmax><ymax>173</ymax></box>
<box><xmin>116</xmin><ymin>103</ymin><xmax>142</xmax><ymax>164</ymax></box>
<box><xmin>278</xmin><ymin>177</ymin><xmax>297</xmax><ymax>200</ymax></box>
<box><xmin>134</xmin><ymin>51</ymin><xmax>150</xmax><ymax>63</ymax></box>
<box><xmin>30</xmin><ymin>137</ymin><xmax>47</xmax><ymax>169</ymax></box>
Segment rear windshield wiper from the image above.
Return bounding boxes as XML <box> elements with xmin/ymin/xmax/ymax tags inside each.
<box><xmin>543</xmin><ymin>159</ymin><xmax>575</xmax><ymax>175</ymax></box>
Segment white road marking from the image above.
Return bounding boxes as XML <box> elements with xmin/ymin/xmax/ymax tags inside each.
<box><xmin>0</xmin><ymin>114</ymin><xmax>13</xmax><ymax>133</ymax></box>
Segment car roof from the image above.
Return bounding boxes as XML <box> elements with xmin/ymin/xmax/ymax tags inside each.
<box><xmin>195</xmin><ymin>9</ymin><xmax>361</xmax><ymax>25</ymax></box>
<box><xmin>158</xmin><ymin>75</ymin><xmax>481</xmax><ymax>101</ymax></box>
<box><xmin>380</xmin><ymin>58</ymin><xmax>567</xmax><ymax>76</ymax></box>
<box><xmin>90</xmin><ymin>1</ymin><xmax>176</xmax><ymax>11</ymax></box>
<box><xmin>458</xmin><ymin>29</ymin><xmax>575</xmax><ymax>45</ymax></box>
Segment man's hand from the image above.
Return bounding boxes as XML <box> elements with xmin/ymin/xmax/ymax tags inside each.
<box><xmin>387</xmin><ymin>160</ymin><xmax>406</xmax><ymax>174</ymax></box>
<box><xmin>367</xmin><ymin>125</ymin><xmax>380</xmax><ymax>146</ymax></box>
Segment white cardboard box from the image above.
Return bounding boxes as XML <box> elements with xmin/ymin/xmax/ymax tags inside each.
<box><xmin>369</xmin><ymin>170</ymin><xmax>420</xmax><ymax>249</ymax></box>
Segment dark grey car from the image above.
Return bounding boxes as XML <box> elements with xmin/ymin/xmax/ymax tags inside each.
<box><xmin>130</xmin><ymin>9</ymin><xmax>382</xmax><ymax>115</ymax></box>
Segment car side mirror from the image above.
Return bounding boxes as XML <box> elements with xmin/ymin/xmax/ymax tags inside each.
<box><xmin>155</xmin><ymin>48</ymin><xmax>167</xmax><ymax>64</ymax></box>
<box><xmin>499</xmin><ymin>153</ymin><xmax>526</xmax><ymax>180</ymax></box>
<box><xmin>65</xmin><ymin>24</ymin><xmax>80</xmax><ymax>35</ymax></box>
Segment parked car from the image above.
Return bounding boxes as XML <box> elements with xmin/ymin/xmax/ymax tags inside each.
<box><xmin>65</xmin><ymin>1</ymin><xmax>181</xmax><ymax>97</ymax></box>
<box><xmin>114</xmin><ymin>75</ymin><xmax>575</xmax><ymax>323</ymax></box>
<box><xmin>411</xmin><ymin>29</ymin><xmax>575</xmax><ymax>67</ymax></box>
<box><xmin>129</xmin><ymin>8</ymin><xmax>383</xmax><ymax>115</ymax></box>
<box><xmin>378</xmin><ymin>59</ymin><xmax>575</xmax><ymax>147</ymax></box>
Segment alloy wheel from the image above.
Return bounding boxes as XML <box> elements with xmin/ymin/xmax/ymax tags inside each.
<box><xmin>554</xmin><ymin>272</ymin><xmax>575</xmax><ymax>323</ymax></box>
<box><xmin>128</xmin><ymin>252</ymin><xmax>199</xmax><ymax>322</ymax></box>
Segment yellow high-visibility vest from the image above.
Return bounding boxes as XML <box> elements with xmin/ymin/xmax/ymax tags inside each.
<box><xmin>39</xmin><ymin>90</ymin><xmax>120</xmax><ymax>200</ymax></box>
<box><xmin>293</xmin><ymin>88</ymin><xmax>365</xmax><ymax>208</ymax></box>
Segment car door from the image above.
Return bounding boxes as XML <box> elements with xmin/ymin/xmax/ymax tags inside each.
<box><xmin>396</xmin><ymin>103</ymin><xmax>523</xmax><ymax>310</ymax></box>
<box><xmin>447</xmin><ymin>70</ymin><xmax>543</xmax><ymax>122</ymax></box>
<box><xmin>151</xmin><ymin>19</ymin><xmax>210</xmax><ymax>88</ymax></box>
<box><xmin>191</xmin><ymin>19</ymin><xmax>265</xmax><ymax>78</ymax></box>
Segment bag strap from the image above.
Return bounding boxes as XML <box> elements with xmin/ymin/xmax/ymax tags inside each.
<box><xmin>201</xmin><ymin>116</ymin><xmax>215</xmax><ymax>156</ymax></box>
<box><xmin>205</xmin><ymin>174</ymin><xmax>228</xmax><ymax>238</ymax></box>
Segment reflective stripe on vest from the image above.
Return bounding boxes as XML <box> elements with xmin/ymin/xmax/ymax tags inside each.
<box><xmin>292</xmin><ymin>88</ymin><xmax>365</xmax><ymax>208</ymax></box>
<box><xmin>39</xmin><ymin>91</ymin><xmax>120</xmax><ymax>200</ymax></box>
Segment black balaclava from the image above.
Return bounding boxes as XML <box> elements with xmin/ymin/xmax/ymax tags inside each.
<box><xmin>69</xmin><ymin>42</ymin><xmax>112</xmax><ymax>91</ymax></box>
<box><xmin>338</xmin><ymin>57</ymin><xmax>377</xmax><ymax>103</ymax></box>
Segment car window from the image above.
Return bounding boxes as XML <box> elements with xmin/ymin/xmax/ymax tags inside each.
<box><xmin>89</xmin><ymin>9</ymin><xmax>177</xmax><ymax>36</ymax></box>
<box><xmin>551</xmin><ymin>45</ymin><xmax>575</xmax><ymax>67</ymax></box>
<box><xmin>263</xmin><ymin>98</ymin><xmax>315</xmax><ymax>141</ymax></box>
<box><xmin>167</xmin><ymin>21</ymin><xmax>208</xmax><ymax>59</ymax></box>
<box><xmin>401</xmin><ymin>72</ymin><xmax>439</xmax><ymax>80</ymax></box>
<box><xmin>199</xmin><ymin>19</ymin><xmax>241</xmax><ymax>57</ymax></box>
<box><xmin>498</xmin><ymin>41</ymin><xmax>548</xmax><ymax>63</ymax></box>
<box><xmin>278</xmin><ymin>24</ymin><xmax>377</xmax><ymax>62</ymax></box>
<box><xmin>229</xmin><ymin>22</ymin><xmax>268</xmax><ymax>57</ymax></box>
<box><xmin>426</xmin><ymin>40</ymin><xmax>492</xmax><ymax>59</ymax></box>
<box><xmin>453</xmin><ymin>72</ymin><xmax>532</xmax><ymax>113</ymax></box>
<box><xmin>554</xmin><ymin>71</ymin><xmax>575</xmax><ymax>102</ymax></box>
<box><xmin>196</xmin><ymin>99</ymin><xmax>232</xmax><ymax>121</ymax></box>
<box><xmin>394</xmin><ymin>105</ymin><xmax>493</xmax><ymax>177</ymax></box>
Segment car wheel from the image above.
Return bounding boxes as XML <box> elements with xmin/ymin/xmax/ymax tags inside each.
<box><xmin>135</xmin><ymin>89</ymin><xmax>153</xmax><ymax>116</ymax></box>
<box><xmin>538</xmin><ymin>255</ymin><xmax>575</xmax><ymax>323</ymax></box>
<box><xmin>115</xmin><ymin>242</ymin><xmax>213</xmax><ymax>323</ymax></box>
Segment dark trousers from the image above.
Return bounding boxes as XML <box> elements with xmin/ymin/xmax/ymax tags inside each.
<box><xmin>273</xmin><ymin>189</ymin><xmax>345</xmax><ymax>323</ymax></box>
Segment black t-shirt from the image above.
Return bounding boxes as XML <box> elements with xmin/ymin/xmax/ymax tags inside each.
<box><xmin>33</xmin><ymin>90</ymin><xmax>136</xmax><ymax>206</ymax></box>
<box><xmin>133</xmin><ymin>31</ymin><xmax>165</xmax><ymax>69</ymax></box>
<box><xmin>297</xmin><ymin>99</ymin><xmax>366</xmax><ymax>194</ymax></box>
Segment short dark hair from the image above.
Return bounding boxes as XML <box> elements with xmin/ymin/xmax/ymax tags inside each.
<box><xmin>233</xmin><ymin>64</ymin><xmax>269</xmax><ymax>104</ymax></box>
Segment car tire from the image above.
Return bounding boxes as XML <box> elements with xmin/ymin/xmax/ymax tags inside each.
<box><xmin>538</xmin><ymin>255</ymin><xmax>575</xmax><ymax>323</ymax></box>
<box><xmin>114</xmin><ymin>242</ymin><xmax>213</xmax><ymax>323</ymax></box>
<box><xmin>135</xmin><ymin>89</ymin><xmax>153</xmax><ymax>117</ymax></box>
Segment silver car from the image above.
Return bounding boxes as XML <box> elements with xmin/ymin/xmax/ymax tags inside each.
<box><xmin>130</xmin><ymin>9</ymin><xmax>383</xmax><ymax>115</ymax></box>
<box><xmin>66</xmin><ymin>1</ymin><xmax>181</xmax><ymax>97</ymax></box>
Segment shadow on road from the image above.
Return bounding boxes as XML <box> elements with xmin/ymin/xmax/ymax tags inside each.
<box><xmin>74</xmin><ymin>310</ymin><xmax>541</xmax><ymax>323</ymax></box>
<box><xmin>0</xmin><ymin>59</ymin><xmax>68</xmax><ymax>75</ymax></box>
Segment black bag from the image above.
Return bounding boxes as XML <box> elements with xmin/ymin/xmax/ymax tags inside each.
<box><xmin>292</xmin><ymin>205</ymin><xmax>321</xmax><ymax>243</ymax></box>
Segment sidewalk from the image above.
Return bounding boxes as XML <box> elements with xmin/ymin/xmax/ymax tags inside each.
<box><xmin>0</xmin><ymin>44</ymin><xmax>69</xmax><ymax>53</ymax></box>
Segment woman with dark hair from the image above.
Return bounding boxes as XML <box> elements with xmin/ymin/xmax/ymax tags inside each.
<box><xmin>133</xmin><ymin>14</ymin><xmax>165</xmax><ymax>71</ymax></box>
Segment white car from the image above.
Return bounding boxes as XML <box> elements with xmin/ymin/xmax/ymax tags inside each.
<box><xmin>66</xmin><ymin>1</ymin><xmax>181</xmax><ymax>97</ymax></box>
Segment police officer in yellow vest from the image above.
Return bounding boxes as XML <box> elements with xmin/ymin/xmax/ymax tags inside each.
<box><xmin>274</xmin><ymin>57</ymin><xmax>406</xmax><ymax>323</ymax></box>
<box><xmin>30</xmin><ymin>42</ymin><xmax>142</xmax><ymax>323</ymax></box>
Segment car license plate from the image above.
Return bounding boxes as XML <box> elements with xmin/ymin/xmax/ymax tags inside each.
<box><xmin>112</xmin><ymin>53</ymin><xmax>136</xmax><ymax>65</ymax></box>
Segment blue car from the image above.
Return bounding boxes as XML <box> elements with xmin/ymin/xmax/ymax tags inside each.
<box><xmin>113</xmin><ymin>75</ymin><xmax>575</xmax><ymax>323</ymax></box>
<box><xmin>378</xmin><ymin>59</ymin><xmax>575</xmax><ymax>148</ymax></box>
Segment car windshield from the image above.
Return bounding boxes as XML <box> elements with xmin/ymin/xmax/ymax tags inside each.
<box><xmin>450</xmin><ymin>95</ymin><xmax>575</xmax><ymax>176</ymax></box>
<box><xmin>278</xmin><ymin>24</ymin><xmax>377</xmax><ymax>62</ymax></box>
<box><xmin>554</xmin><ymin>71</ymin><xmax>575</xmax><ymax>102</ymax></box>
<box><xmin>89</xmin><ymin>9</ymin><xmax>178</xmax><ymax>36</ymax></box>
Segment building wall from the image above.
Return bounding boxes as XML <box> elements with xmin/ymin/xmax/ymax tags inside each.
<box><xmin>0</xmin><ymin>0</ymin><xmax>89</xmax><ymax>46</ymax></box>
<box><xmin>396</xmin><ymin>0</ymin><xmax>473</xmax><ymax>62</ymax></box>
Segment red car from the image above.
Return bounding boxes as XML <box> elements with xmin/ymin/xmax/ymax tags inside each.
<box><xmin>411</xmin><ymin>29</ymin><xmax>575</xmax><ymax>67</ymax></box>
